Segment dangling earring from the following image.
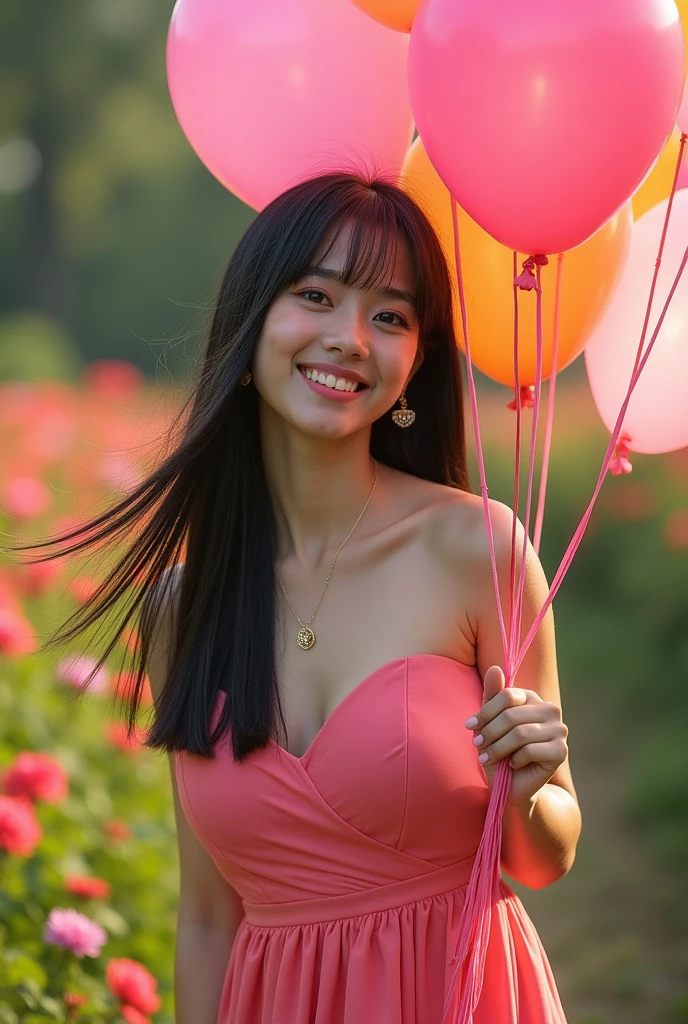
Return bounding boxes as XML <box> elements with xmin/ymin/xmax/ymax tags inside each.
<box><xmin>240</xmin><ymin>369</ymin><xmax>252</xmax><ymax>386</ymax></box>
<box><xmin>391</xmin><ymin>389</ymin><xmax>416</xmax><ymax>427</ymax></box>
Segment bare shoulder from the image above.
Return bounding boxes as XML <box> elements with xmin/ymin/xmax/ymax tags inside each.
<box><xmin>139</xmin><ymin>563</ymin><xmax>185</xmax><ymax>704</ymax></box>
<box><xmin>427</xmin><ymin>490</ymin><xmax>529</xmax><ymax>578</ymax></box>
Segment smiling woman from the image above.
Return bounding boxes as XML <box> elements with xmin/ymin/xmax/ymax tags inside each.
<box><xmin>12</xmin><ymin>170</ymin><xmax>574</xmax><ymax>1024</ymax></box>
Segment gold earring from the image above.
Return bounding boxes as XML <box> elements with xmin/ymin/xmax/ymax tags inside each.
<box><xmin>391</xmin><ymin>390</ymin><xmax>416</xmax><ymax>427</ymax></box>
<box><xmin>240</xmin><ymin>369</ymin><xmax>252</xmax><ymax>386</ymax></box>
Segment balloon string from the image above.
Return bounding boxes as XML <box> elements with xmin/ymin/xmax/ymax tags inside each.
<box><xmin>443</xmin><ymin>134</ymin><xmax>687</xmax><ymax>1022</ymax></box>
<box><xmin>511</xmin><ymin>131</ymin><xmax>688</xmax><ymax>679</ymax></box>
<box><xmin>441</xmin><ymin>196</ymin><xmax>517</xmax><ymax>1024</ymax></box>
<box><xmin>533</xmin><ymin>252</ymin><xmax>563</xmax><ymax>555</ymax></box>
<box><xmin>508</xmin><ymin>250</ymin><xmax>521</xmax><ymax>660</ymax></box>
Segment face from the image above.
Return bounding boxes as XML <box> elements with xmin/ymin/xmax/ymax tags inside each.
<box><xmin>251</xmin><ymin>224</ymin><xmax>423</xmax><ymax>440</ymax></box>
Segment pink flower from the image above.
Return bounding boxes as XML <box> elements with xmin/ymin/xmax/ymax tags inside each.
<box><xmin>0</xmin><ymin>606</ymin><xmax>37</xmax><ymax>656</ymax></box>
<box><xmin>2</xmin><ymin>476</ymin><xmax>52</xmax><ymax>519</ymax></box>
<box><xmin>0</xmin><ymin>795</ymin><xmax>42</xmax><ymax>855</ymax></box>
<box><xmin>56</xmin><ymin>654</ymin><xmax>109</xmax><ymax>693</ymax></box>
<box><xmin>105</xmin><ymin>959</ymin><xmax>161</xmax><ymax>1015</ymax></box>
<box><xmin>121</xmin><ymin>1007</ymin><xmax>151</xmax><ymax>1024</ymax></box>
<box><xmin>65</xmin><ymin>875</ymin><xmax>111</xmax><ymax>900</ymax></box>
<box><xmin>2</xmin><ymin>752</ymin><xmax>68</xmax><ymax>804</ymax></box>
<box><xmin>43</xmin><ymin>908</ymin><xmax>107</xmax><ymax>958</ymax></box>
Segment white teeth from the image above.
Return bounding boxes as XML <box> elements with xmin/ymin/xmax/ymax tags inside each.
<box><xmin>303</xmin><ymin>367</ymin><xmax>360</xmax><ymax>392</ymax></box>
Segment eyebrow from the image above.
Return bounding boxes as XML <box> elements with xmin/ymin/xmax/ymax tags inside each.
<box><xmin>300</xmin><ymin>266</ymin><xmax>417</xmax><ymax>311</ymax></box>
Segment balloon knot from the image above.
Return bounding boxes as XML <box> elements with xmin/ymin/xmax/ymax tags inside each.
<box><xmin>609</xmin><ymin>432</ymin><xmax>633</xmax><ymax>476</ymax></box>
<box><xmin>514</xmin><ymin>254</ymin><xmax>549</xmax><ymax>290</ymax></box>
<box><xmin>448</xmin><ymin>956</ymin><xmax>458</xmax><ymax>965</ymax></box>
<box><xmin>507</xmin><ymin>385</ymin><xmax>535</xmax><ymax>410</ymax></box>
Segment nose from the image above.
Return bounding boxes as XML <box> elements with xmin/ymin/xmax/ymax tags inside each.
<box><xmin>322</xmin><ymin>304</ymin><xmax>370</xmax><ymax>359</ymax></box>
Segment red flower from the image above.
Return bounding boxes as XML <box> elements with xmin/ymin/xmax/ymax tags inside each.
<box><xmin>67</xmin><ymin>576</ymin><xmax>100</xmax><ymax>604</ymax></box>
<box><xmin>18</xmin><ymin>558</ymin><xmax>64</xmax><ymax>597</ymax></box>
<box><xmin>82</xmin><ymin>360</ymin><xmax>145</xmax><ymax>401</ymax></box>
<box><xmin>65</xmin><ymin>875</ymin><xmax>111</xmax><ymax>900</ymax></box>
<box><xmin>2</xmin><ymin>752</ymin><xmax>68</xmax><ymax>804</ymax></box>
<box><xmin>103</xmin><ymin>819</ymin><xmax>131</xmax><ymax>842</ymax></box>
<box><xmin>0</xmin><ymin>795</ymin><xmax>42</xmax><ymax>855</ymax></box>
<box><xmin>111</xmin><ymin>670</ymin><xmax>152</xmax><ymax>707</ymax></box>
<box><xmin>2</xmin><ymin>476</ymin><xmax>52</xmax><ymax>519</ymax></box>
<box><xmin>0</xmin><ymin>606</ymin><xmax>37</xmax><ymax>656</ymax></box>
<box><xmin>106</xmin><ymin>722</ymin><xmax>146</xmax><ymax>754</ymax></box>
<box><xmin>665</xmin><ymin>508</ymin><xmax>688</xmax><ymax>550</ymax></box>
<box><xmin>64</xmin><ymin>993</ymin><xmax>88</xmax><ymax>1009</ymax></box>
<box><xmin>64</xmin><ymin>992</ymin><xmax>88</xmax><ymax>1019</ymax></box>
<box><xmin>121</xmin><ymin>1006</ymin><xmax>150</xmax><ymax>1024</ymax></box>
<box><xmin>106</xmin><ymin>958</ymin><xmax>162</xmax><ymax>1015</ymax></box>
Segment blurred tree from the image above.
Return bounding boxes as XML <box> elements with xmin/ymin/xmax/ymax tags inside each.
<box><xmin>0</xmin><ymin>0</ymin><xmax>256</xmax><ymax>378</ymax></box>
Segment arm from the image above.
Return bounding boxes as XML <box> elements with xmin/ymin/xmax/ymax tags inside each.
<box><xmin>440</xmin><ymin>499</ymin><xmax>583</xmax><ymax>890</ymax></box>
<box><xmin>142</xmin><ymin>567</ymin><xmax>245</xmax><ymax>1024</ymax></box>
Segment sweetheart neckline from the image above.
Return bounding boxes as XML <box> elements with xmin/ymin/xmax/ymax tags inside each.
<box><xmin>270</xmin><ymin>653</ymin><xmax>480</xmax><ymax>764</ymax></box>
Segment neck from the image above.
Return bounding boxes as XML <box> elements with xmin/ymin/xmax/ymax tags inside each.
<box><xmin>261</xmin><ymin>414</ymin><xmax>379</xmax><ymax>572</ymax></box>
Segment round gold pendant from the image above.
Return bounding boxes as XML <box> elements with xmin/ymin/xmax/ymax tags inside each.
<box><xmin>297</xmin><ymin>626</ymin><xmax>315</xmax><ymax>650</ymax></box>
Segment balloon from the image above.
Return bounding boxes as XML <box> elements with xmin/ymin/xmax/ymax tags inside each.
<box><xmin>676</xmin><ymin>0</ymin><xmax>688</xmax><ymax>70</ymax></box>
<box><xmin>408</xmin><ymin>0</ymin><xmax>685</xmax><ymax>255</ymax></box>
<box><xmin>167</xmin><ymin>0</ymin><xmax>414</xmax><ymax>211</ymax></box>
<box><xmin>348</xmin><ymin>0</ymin><xmax>419</xmax><ymax>33</ymax></box>
<box><xmin>400</xmin><ymin>138</ymin><xmax>633</xmax><ymax>387</ymax></box>
<box><xmin>677</xmin><ymin>74</ymin><xmax>688</xmax><ymax>133</ymax></box>
<box><xmin>585</xmin><ymin>191</ymin><xmax>688</xmax><ymax>454</ymax></box>
<box><xmin>632</xmin><ymin>128</ymin><xmax>683</xmax><ymax>219</ymax></box>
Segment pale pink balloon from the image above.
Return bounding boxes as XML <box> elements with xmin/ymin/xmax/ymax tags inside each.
<box><xmin>167</xmin><ymin>0</ymin><xmax>414</xmax><ymax>211</ymax></box>
<box><xmin>408</xmin><ymin>0</ymin><xmax>685</xmax><ymax>255</ymax></box>
<box><xmin>584</xmin><ymin>191</ymin><xmax>688</xmax><ymax>454</ymax></box>
<box><xmin>677</xmin><ymin>75</ymin><xmax>688</xmax><ymax>134</ymax></box>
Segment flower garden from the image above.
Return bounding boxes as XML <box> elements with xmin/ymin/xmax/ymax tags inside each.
<box><xmin>0</xmin><ymin>363</ymin><xmax>178</xmax><ymax>1023</ymax></box>
<box><xmin>1</xmin><ymin>358</ymin><xmax>687</xmax><ymax>1023</ymax></box>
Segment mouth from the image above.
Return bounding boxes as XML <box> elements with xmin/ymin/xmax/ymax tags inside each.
<box><xmin>297</xmin><ymin>366</ymin><xmax>369</xmax><ymax>393</ymax></box>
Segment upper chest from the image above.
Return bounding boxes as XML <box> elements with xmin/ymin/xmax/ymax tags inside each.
<box><xmin>273</xmin><ymin>484</ymin><xmax>483</xmax><ymax>756</ymax></box>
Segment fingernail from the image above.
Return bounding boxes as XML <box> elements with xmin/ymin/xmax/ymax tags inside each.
<box><xmin>472</xmin><ymin>734</ymin><xmax>484</xmax><ymax>747</ymax></box>
<box><xmin>464</xmin><ymin>716</ymin><xmax>478</xmax><ymax>729</ymax></box>
<box><xmin>478</xmin><ymin>752</ymin><xmax>489</xmax><ymax>764</ymax></box>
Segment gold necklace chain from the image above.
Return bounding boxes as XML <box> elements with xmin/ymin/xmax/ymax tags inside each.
<box><xmin>275</xmin><ymin>458</ymin><xmax>379</xmax><ymax>650</ymax></box>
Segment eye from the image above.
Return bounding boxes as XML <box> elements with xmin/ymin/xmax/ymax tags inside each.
<box><xmin>296</xmin><ymin>288</ymin><xmax>411</xmax><ymax>329</ymax></box>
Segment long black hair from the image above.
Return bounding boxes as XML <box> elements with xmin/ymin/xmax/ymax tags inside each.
<box><xmin>8</xmin><ymin>171</ymin><xmax>471</xmax><ymax>762</ymax></box>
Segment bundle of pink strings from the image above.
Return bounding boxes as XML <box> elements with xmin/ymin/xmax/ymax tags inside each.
<box><xmin>441</xmin><ymin>132</ymin><xmax>688</xmax><ymax>1024</ymax></box>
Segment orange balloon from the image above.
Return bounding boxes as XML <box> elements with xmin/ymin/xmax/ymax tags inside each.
<box><xmin>349</xmin><ymin>0</ymin><xmax>420</xmax><ymax>33</ymax></box>
<box><xmin>632</xmin><ymin>127</ymin><xmax>683</xmax><ymax>219</ymax></box>
<box><xmin>399</xmin><ymin>138</ymin><xmax>633</xmax><ymax>388</ymax></box>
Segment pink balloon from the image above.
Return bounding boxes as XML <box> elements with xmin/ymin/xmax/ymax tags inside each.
<box><xmin>585</xmin><ymin>191</ymin><xmax>688</xmax><ymax>454</ymax></box>
<box><xmin>167</xmin><ymin>0</ymin><xmax>414</xmax><ymax>211</ymax></box>
<box><xmin>408</xmin><ymin>0</ymin><xmax>685</xmax><ymax>255</ymax></box>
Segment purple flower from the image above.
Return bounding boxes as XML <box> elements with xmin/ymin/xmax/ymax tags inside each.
<box><xmin>55</xmin><ymin>654</ymin><xmax>109</xmax><ymax>693</ymax></box>
<box><xmin>43</xmin><ymin>907</ymin><xmax>107</xmax><ymax>958</ymax></box>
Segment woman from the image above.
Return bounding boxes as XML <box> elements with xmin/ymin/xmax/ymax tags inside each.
<box><xmin>24</xmin><ymin>172</ymin><xmax>580</xmax><ymax>1023</ymax></box>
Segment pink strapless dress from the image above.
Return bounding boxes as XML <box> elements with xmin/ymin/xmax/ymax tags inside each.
<box><xmin>175</xmin><ymin>654</ymin><xmax>568</xmax><ymax>1023</ymax></box>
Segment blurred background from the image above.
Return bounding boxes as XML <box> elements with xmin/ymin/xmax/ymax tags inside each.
<box><xmin>0</xmin><ymin>4</ymin><xmax>687</xmax><ymax>1024</ymax></box>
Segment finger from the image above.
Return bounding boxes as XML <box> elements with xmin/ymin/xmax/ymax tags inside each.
<box><xmin>509</xmin><ymin>737</ymin><xmax>568</xmax><ymax>771</ymax></box>
<box><xmin>475</xmin><ymin>722</ymin><xmax>559</xmax><ymax>767</ymax></box>
<box><xmin>465</xmin><ymin>686</ymin><xmax>529</xmax><ymax>731</ymax></box>
<box><xmin>471</xmin><ymin>704</ymin><xmax>551</xmax><ymax>751</ymax></box>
